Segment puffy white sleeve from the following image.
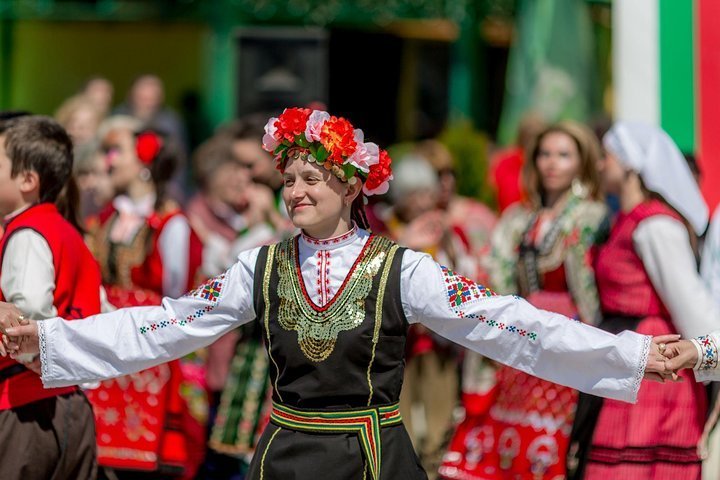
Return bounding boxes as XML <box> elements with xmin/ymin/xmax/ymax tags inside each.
<box><xmin>39</xmin><ymin>247</ymin><xmax>261</xmax><ymax>388</ymax></box>
<box><xmin>633</xmin><ymin>216</ymin><xmax>720</xmax><ymax>338</ymax></box>
<box><xmin>700</xmin><ymin>207</ymin><xmax>720</xmax><ymax>301</ymax></box>
<box><xmin>400</xmin><ymin>249</ymin><xmax>650</xmax><ymax>403</ymax></box>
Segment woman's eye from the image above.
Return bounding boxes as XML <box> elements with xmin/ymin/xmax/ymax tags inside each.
<box><xmin>284</xmin><ymin>179</ymin><xmax>294</xmax><ymax>187</ymax></box>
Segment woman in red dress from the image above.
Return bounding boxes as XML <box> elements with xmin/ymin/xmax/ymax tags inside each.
<box><xmin>86</xmin><ymin>116</ymin><xmax>203</xmax><ymax>479</ymax></box>
<box><xmin>570</xmin><ymin>122</ymin><xmax>717</xmax><ymax>480</ymax></box>
<box><xmin>441</xmin><ymin>122</ymin><xmax>607</xmax><ymax>480</ymax></box>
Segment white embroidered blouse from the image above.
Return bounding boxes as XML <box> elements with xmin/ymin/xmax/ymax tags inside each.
<box><xmin>37</xmin><ymin>227</ymin><xmax>651</xmax><ymax>403</ymax></box>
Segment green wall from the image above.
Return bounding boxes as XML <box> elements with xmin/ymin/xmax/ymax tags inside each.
<box><xmin>6</xmin><ymin>20</ymin><xmax>208</xmax><ymax>117</ymax></box>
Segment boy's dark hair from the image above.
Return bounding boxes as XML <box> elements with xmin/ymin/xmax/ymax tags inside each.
<box><xmin>3</xmin><ymin>115</ymin><xmax>83</xmax><ymax>231</ymax></box>
<box><xmin>4</xmin><ymin>115</ymin><xmax>73</xmax><ymax>203</ymax></box>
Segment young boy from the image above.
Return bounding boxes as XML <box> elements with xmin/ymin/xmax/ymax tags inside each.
<box><xmin>0</xmin><ymin>116</ymin><xmax>101</xmax><ymax>479</ymax></box>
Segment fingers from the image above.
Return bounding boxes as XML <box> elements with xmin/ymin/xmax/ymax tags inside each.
<box><xmin>5</xmin><ymin>324</ymin><xmax>36</xmax><ymax>338</ymax></box>
<box><xmin>0</xmin><ymin>334</ymin><xmax>7</xmax><ymax>357</ymax></box>
<box><xmin>653</xmin><ymin>334</ymin><xmax>682</xmax><ymax>344</ymax></box>
<box><xmin>644</xmin><ymin>372</ymin><xmax>667</xmax><ymax>383</ymax></box>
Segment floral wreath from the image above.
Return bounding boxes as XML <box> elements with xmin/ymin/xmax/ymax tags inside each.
<box><xmin>262</xmin><ymin>107</ymin><xmax>393</xmax><ymax>196</ymax></box>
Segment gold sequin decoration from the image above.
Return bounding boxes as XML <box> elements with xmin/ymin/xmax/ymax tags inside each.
<box><xmin>263</xmin><ymin>244</ymin><xmax>283</xmax><ymax>402</ymax></box>
<box><xmin>275</xmin><ymin>236</ymin><xmax>392</xmax><ymax>362</ymax></box>
<box><xmin>366</xmin><ymin>245</ymin><xmax>399</xmax><ymax>405</ymax></box>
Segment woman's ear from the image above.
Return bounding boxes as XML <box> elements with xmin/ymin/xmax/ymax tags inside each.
<box><xmin>344</xmin><ymin>178</ymin><xmax>363</xmax><ymax>206</ymax></box>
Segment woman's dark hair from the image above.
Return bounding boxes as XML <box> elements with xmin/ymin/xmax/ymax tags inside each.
<box><xmin>3</xmin><ymin>115</ymin><xmax>84</xmax><ymax>232</ymax></box>
<box><xmin>350</xmin><ymin>195</ymin><xmax>370</xmax><ymax>231</ymax></box>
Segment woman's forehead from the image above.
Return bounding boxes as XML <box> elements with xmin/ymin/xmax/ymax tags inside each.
<box><xmin>283</xmin><ymin>157</ymin><xmax>325</xmax><ymax>174</ymax></box>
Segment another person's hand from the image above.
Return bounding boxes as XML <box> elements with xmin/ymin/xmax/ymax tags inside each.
<box><xmin>644</xmin><ymin>334</ymin><xmax>682</xmax><ymax>382</ymax></box>
<box><xmin>3</xmin><ymin>321</ymin><xmax>40</xmax><ymax>359</ymax></box>
<box><xmin>0</xmin><ymin>302</ymin><xmax>26</xmax><ymax>357</ymax></box>
<box><xmin>663</xmin><ymin>339</ymin><xmax>699</xmax><ymax>372</ymax></box>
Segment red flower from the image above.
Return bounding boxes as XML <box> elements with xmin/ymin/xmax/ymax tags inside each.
<box><xmin>274</xmin><ymin>107</ymin><xmax>311</xmax><ymax>143</ymax></box>
<box><xmin>320</xmin><ymin>116</ymin><xmax>357</xmax><ymax>164</ymax></box>
<box><xmin>136</xmin><ymin>131</ymin><xmax>163</xmax><ymax>165</ymax></box>
<box><xmin>364</xmin><ymin>149</ymin><xmax>393</xmax><ymax>191</ymax></box>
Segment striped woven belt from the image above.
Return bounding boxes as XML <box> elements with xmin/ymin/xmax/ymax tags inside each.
<box><xmin>270</xmin><ymin>402</ymin><xmax>403</xmax><ymax>480</ymax></box>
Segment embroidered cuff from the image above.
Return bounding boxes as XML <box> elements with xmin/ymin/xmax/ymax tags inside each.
<box><xmin>38</xmin><ymin>319</ymin><xmax>51</xmax><ymax>383</ymax></box>
<box><xmin>694</xmin><ymin>334</ymin><xmax>719</xmax><ymax>371</ymax></box>
<box><xmin>631</xmin><ymin>334</ymin><xmax>652</xmax><ymax>402</ymax></box>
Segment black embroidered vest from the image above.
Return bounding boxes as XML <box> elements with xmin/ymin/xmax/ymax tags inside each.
<box><xmin>253</xmin><ymin>235</ymin><xmax>408</xmax><ymax>409</ymax></box>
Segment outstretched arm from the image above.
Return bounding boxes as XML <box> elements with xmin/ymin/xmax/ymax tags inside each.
<box><xmin>401</xmin><ymin>250</ymin><xmax>670</xmax><ymax>403</ymax></box>
<box><xmin>1</xmin><ymin>247</ymin><xmax>260</xmax><ymax>388</ymax></box>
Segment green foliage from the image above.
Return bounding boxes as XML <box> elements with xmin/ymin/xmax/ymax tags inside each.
<box><xmin>439</xmin><ymin>119</ymin><xmax>494</xmax><ymax>208</ymax></box>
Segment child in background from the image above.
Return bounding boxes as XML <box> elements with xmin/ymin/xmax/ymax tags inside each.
<box><xmin>0</xmin><ymin>115</ymin><xmax>101</xmax><ymax>479</ymax></box>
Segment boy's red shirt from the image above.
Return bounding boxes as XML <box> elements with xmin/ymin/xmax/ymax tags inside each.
<box><xmin>0</xmin><ymin>202</ymin><xmax>102</xmax><ymax>409</ymax></box>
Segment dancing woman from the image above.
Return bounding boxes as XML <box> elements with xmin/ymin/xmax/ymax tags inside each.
<box><xmin>1</xmin><ymin>109</ymin><xmax>672</xmax><ymax>480</ymax></box>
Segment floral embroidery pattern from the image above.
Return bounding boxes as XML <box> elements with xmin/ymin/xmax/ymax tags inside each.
<box><xmin>301</xmin><ymin>224</ymin><xmax>357</xmax><ymax>247</ymax></box>
<box><xmin>698</xmin><ymin>335</ymin><xmax>718</xmax><ymax>371</ymax></box>
<box><xmin>443</xmin><ymin>266</ymin><xmax>538</xmax><ymax>342</ymax></box>
<box><xmin>185</xmin><ymin>273</ymin><xmax>226</xmax><ymax>303</ymax></box>
<box><xmin>442</xmin><ymin>266</ymin><xmax>497</xmax><ymax>310</ymax></box>
<box><xmin>139</xmin><ymin>304</ymin><xmax>215</xmax><ymax>335</ymax></box>
<box><xmin>460</xmin><ymin>312</ymin><xmax>538</xmax><ymax>342</ymax></box>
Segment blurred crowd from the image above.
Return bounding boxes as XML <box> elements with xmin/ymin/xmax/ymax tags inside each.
<box><xmin>2</xmin><ymin>73</ymin><xmax>720</xmax><ymax>480</ymax></box>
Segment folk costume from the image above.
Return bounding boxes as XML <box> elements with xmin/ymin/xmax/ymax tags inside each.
<box><xmin>36</xmin><ymin>109</ymin><xmax>650</xmax><ymax>480</ymax></box>
<box><xmin>0</xmin><ymin>203</ymin><xmax>101</xmax><ymax>480</ymax></box>
<box><xmin>569</xmin><ymin>122</ymin><xmax>718</xmax><ymax>480</ymax></box>
<box><xmin>85</xmin><ymin>130</ymin><xmax>204</xmax><ymax>477</ymax></box>
<box><xmin>440</xmin><ymin>189</ymin><xmax>607</xmax><ymax>480</ymax></box>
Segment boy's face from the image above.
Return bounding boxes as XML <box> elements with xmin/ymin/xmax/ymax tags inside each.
<box><xmin>0</xmin><ymin>135</ymin><xmax>26</xmax><ymax>218</ymax></box>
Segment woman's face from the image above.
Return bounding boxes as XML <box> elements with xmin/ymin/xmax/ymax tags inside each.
<box><xmin>102</xmin><ymin>128</ymin><xmax>143</xmax><ymax>193</ymax></box>
<box><xmin>281</xmin><ymin>158</ymin><xmax>348</xmax><ymax>234</ymax></box>
<box><xmin>597</xmin><ymin>150</ymin><xmax>626</xmax><ymax>195</ymax></box>
<box><xmin>535</xmin><ymin>132</ymin><xmax>581</xmax><ymax>199</ymax></box>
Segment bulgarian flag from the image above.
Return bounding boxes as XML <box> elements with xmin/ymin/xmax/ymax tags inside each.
<box><xmin>614</xmin><ymin>0</ymin><xmax>720</xmax><ymax>210</ymax></box>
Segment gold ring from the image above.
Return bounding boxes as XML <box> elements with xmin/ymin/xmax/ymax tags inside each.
<box><xmin>658</xmin><ymin>343</ymin><xmax>666</xmax><ymax>355</ymax></box>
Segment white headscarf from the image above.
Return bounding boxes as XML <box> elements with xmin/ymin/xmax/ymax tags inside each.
<box><xmin>603</xmin><ymin>121</ymin><xmax>708</xmax><ymax>235</ymax></box>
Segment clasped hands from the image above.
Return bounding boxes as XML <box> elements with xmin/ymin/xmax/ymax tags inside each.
<box><xmin>0</xmin><ymin>302</ymin><xmax>41</xmax><ymax>372</ymax></box>
<box><xmin>645</xmin><ymin>334</ymin><xmax>700</xmax><ymax>382</ymax></box>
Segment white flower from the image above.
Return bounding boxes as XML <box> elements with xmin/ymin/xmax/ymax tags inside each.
<box><xmin>262</xmin><ymin>117</ymin><xmax>280</xmax><ymax>152</ymax></box>
<box><xmin>347</xmin><ymin>129</ymin><xmax>379</xmax><ymax>173</ymax></box>
<box><xmin>304</xmin><ymin>110</ymin><xmax>330</xmax><ymax>143</ymax></box>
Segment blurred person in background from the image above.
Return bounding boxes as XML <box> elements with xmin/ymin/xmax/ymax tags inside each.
<box><xmin>55</xmin><ymin>94</ymin><xmax>104</xmax><ymax>148</ymax></box>
<box><xmin>82</xmin><ymin>76</ymin><xmax>114</xmax><ymax>118</ymax></box>
<box><xmin>115</xmin><ymin>75</ymin><xmax>187</xmax><ymax>154</ymax></box>
<box><xmin>386</xmin><ymin>155</ymin><xmax>474</xmax><ymax>479</ymax></box>
<box><xmin>115</xmin><ymin>75</ymin><xmax>189</xmax><ymax>201</ymax></box>
<box><xmin>441</xmin><ymin>122</ymin><xmax>607</xmax><ymax>480</ymax></box>
<box><xmin>489</xmin><ymin>112</ymin><xmax>546</xmax><ymax>213</ymax></box>
<box><xmin>415</xmin><ymin>139</ymin><xmax>496</xmax><ymax>282</ymax></box>
<box><xmin>73</xmin><ymin>140</ymin><xmax>113</xmax><ymax>220</ymax></box>
<box><xmin>568</xmin><ymin>121</ymin><xmax>718</xmax><ymax>480</ymax></box>
<box><xmin>86</xmin><ymin>116</ymin><xmax>203</xmax><ymax>479</ymax></box>
<box><xmin>217</xmin><ymin>116</ymin><xmax>285</xmax><ymax>207</ymax></box>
